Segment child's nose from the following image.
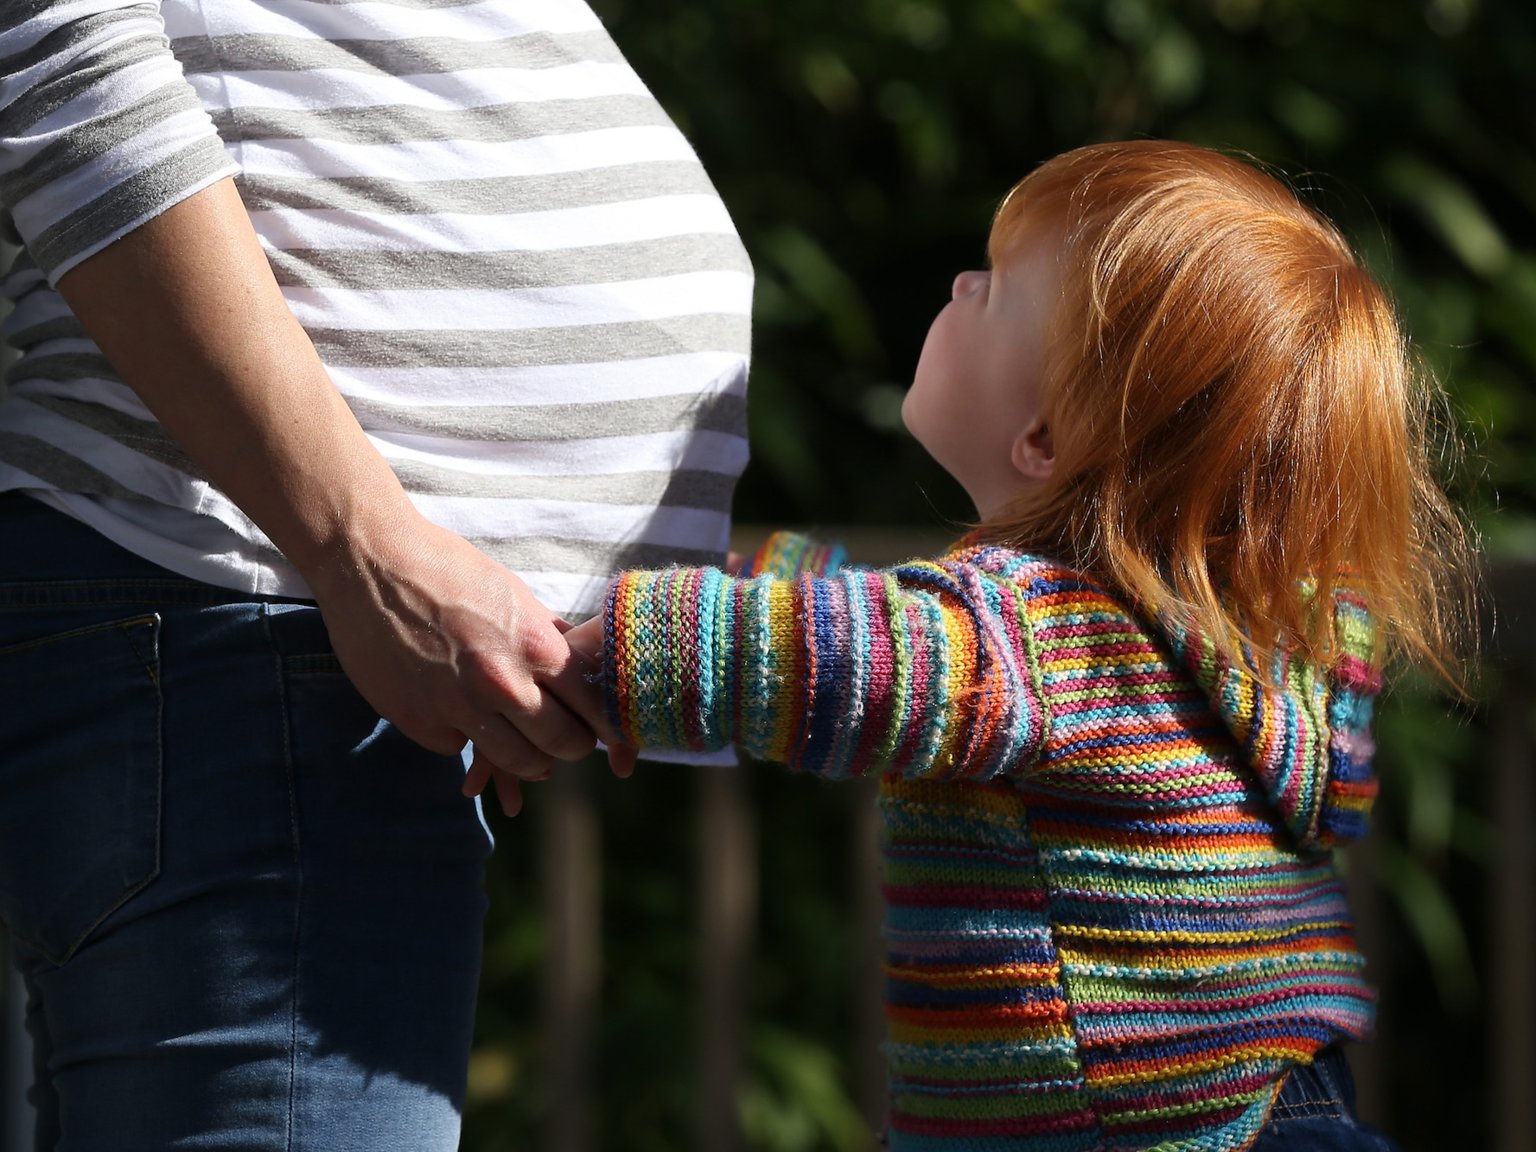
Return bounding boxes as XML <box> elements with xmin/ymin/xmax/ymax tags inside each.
<box><xmin>952</xmin><ymin>270</ymin><xmax>986</xmax><ymax>299</ymax></box>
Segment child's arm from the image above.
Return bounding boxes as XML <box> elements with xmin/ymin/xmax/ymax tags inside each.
<box><xmin>598</xmin><ymin>535</ymin><xmax>1049</xmax><ymax>781</ymax></box>
<box><xmin>552</xmin><ymin>532</ymin><xmax>850</xmax><ymax>781</ymax></box>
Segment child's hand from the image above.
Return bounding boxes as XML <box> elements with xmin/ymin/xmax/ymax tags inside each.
<box><xmin>564</xmin><ymin>615</ymin><xmax>603</xmax><ymax>665</ymax></box>
<box><xmin>604</xmin><ymin>740</ymin><xmax>639</xmax><ymax>780</ymax></box>
<box><xmin>563</xmin><ymin>616</ymin><xmax>639</xmax><ymax>780</ymax></box>
<box><xmin>462</xmin><ymin>615</ymin><xmax>604</xmax><ymax>815</ymax></box>
<box><xmin>462</xmin><ymin>751</ymin><xmax>547</xmax><ymax>817</ymax></box>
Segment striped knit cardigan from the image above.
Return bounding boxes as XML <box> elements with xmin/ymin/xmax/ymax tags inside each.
<box><xmin>600</xmin><ymin>532</ymin><xmax>1381</xmax><ymax>1152</ymax></box>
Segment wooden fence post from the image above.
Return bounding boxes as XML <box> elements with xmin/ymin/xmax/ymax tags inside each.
<box><xmin>544</xmin><ymin>760</ymin><xmax>600</xmax><ymax>1152</ymax></box>
<box><xmin>1343</xmin><ymin>831</ymin><xmax>1384</xmax><ymax>1126</ymax></box>
<box><xmin>851</xmin><ymin>778</ymin><xmax>887</xmax><ymax>1148</ymax></box>
<box><xmin>695</xmin><ymin>763</ymin><xmax>755</xmax><ymax>1152</ymax></box>
<box><xmin>1492</xmin><ymin>673</ymin><xmax>1535</xmax><ymax>1152</ymax></box>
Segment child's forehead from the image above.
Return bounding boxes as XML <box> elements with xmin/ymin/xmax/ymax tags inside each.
<box><xmin>986</xmin><ymin>209</ymin><xmax>1064</xmax><ymax>272</ymax></box>
<box><xmin>988</xmin><ymin>180</ymin><xmax>1068</xmax><ymax>248</ymax></box>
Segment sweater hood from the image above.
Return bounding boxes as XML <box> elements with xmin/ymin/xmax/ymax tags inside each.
<box><xmin>1156</xmin><ymin>595</ymin><xmax>1383</xmax><ymax>852</ymax></box>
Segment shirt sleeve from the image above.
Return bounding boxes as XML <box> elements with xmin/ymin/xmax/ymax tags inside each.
<box><xmin>0</xmin><ymin>0</ymin><xmax>239</xmax><ymax>284</ymax></box>
<box><xmin>600</xmin><ymin>552</ymin><xmax>1051</xmax><ymax>782</ymax></box>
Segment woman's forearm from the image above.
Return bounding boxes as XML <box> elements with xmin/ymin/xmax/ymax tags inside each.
<box><xmin>54</xmin><ymin>177</ymin><xmax>414</xmax><ymax>583</ymax></box>
<box><xmin>52</xmin><ymin>177</ymin><xmax>608</xmax><ymax>810</ymax></box>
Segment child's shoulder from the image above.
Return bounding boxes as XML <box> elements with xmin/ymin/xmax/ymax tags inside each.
<box><xmin>914</xmin><ymin>541</ymin><xmax>1158</xmax><ymax>640</ymax></box>
<box><xmin>936</xmin><ymin>539</ymin><xmax>1129</xmax><ymax>605</ymax></box>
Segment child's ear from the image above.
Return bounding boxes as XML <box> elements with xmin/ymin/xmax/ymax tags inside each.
<box><xmin>1011</xmin><ymin>417</ymin><xmax>1055</xmax><ymax>481</ymax></box>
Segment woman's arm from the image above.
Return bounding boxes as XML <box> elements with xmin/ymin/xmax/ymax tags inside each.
<box><xmin>52</xmin><ymin>178</ymin><xmax>606</xmax><ymax>812</ymax></box>
<box><xmin>3</xmin><ymin>3</ymin><xmax>609</xmax><ymax>813</ymax></box>
<box><xmin>589</xmin><ymin>549</ymin><xmax>1050</xmax><ymax>782</ymax></box>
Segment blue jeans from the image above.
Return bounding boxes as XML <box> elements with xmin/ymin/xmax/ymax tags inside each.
<box><xmin>0</xmin><ymin>494</ymin><xmax>493</xmax><ymax>1151</ymax></box>
<box><xmin>1251</xmin><ymin>1047</ymin><xmax>1401</xmax><ymax>1152</ymax></box>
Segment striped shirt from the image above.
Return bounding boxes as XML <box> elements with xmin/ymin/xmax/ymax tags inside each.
<box><xmin>0</xmin><ymin>0</ymin><xmax>751</xmax><ymax>618</ymax></box>
<box><xmin>602</xmin><ymin>532</ymin><xmax>1381</xmax><ymax>1150</ymax></box>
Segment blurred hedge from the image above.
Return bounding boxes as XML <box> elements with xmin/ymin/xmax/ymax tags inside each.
<box><xmin>463</xmin><ymin>3</ymin><xmax>1535</xmax><ymax>1150</ymax></box>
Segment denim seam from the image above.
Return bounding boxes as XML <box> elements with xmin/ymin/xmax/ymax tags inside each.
<box><xmin>1315</xmin><ymin>1055</ymin><xmax>1354</xmax><ymax>1111</ymax></box>
<box><xmin>265</xmin><ymin>604</ymin><xmax>303</xmax><ymax>1152</ymax></box>
<box><xmin>117</xmin><ymin>614</ymin><xmax>162</xmax><ymax>689</ymax></box>
<box><xmin>0</xmin><ymin>612</ymin><xmax>158</xmax><ymax>658</ymax></box>
<box><xmin>17</xmin><ymin>616</ymin><xmax>167</xmax><ymax>967</ymax></box>
<box><xmin>1269</xmin><ymin>1097</ymin><xmax>1345</xmax><ymax>1120</ymax></box>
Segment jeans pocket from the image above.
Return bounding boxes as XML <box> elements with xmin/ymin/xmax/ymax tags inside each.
<box><xmin>0</xmin><ymin>613</ymin><xmax>163</xmax><ymax>965</ymax></box>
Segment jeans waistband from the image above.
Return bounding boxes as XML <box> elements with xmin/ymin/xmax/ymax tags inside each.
<box><xmin>0</xmin><ymin>493</ymin><xmax>283</xmax><ymax>610</ymax></box>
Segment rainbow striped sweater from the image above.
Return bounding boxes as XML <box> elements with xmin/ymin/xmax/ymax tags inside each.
<box><xmin>600</xmin><ymin>532</ymin><xmax>1381</xmax><ymax>1151</ymax></box>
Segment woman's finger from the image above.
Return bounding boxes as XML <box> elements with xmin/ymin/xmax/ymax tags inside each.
<box><xmin>505</xmin><ymin>679</ymin><xmax>602</xmax><ymax>761</ymax></box>
<box><xmin>462</xmin><ymin>754</ymin><xmax>494</xmax><ymax>798</ymax></box>
<box><xmin>490</xmin><ymin>769</ymin><xmax>525</xmax><ymax>818</ymax></box>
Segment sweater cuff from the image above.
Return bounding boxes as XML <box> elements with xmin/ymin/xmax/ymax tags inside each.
<box><xmin>603</xmin><ymin>565</ymin><xmax>736</xmax><ymax>754</ymax></box>
<box><xmin>741</xmin><ymin>531</ymin><xmax>845</xmax><ymax>579</ymax></box>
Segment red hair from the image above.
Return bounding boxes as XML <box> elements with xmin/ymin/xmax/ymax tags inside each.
<box><xmin>981</xmin><ymin>140</ymin><xmax>1476</xmax><ymax>684</ymax></box>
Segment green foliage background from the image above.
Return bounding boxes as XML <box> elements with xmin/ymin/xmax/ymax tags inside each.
<box><xmin>463</xmin><ymin>2</ymin><xmax>1534</xmax><ymax>1150</ymax></box>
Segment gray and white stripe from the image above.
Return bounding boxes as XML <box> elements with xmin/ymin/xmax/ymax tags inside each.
<box><xmin>0</xmin><ymin>0</ymin><xmax>752</xmax><ymax>617</ymax></box>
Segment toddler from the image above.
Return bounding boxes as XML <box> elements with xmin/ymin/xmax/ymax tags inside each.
<box><xmin>549</xmin><ymin>141</ymin><xmax>1476</xmax><ymax>1150</ymax></box>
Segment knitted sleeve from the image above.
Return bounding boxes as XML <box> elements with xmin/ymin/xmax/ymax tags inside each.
<box><xmin>600</xmin><ymin>550</ymin><xmax>1049</xmax><ymax>781</ymax></box>
<box><xmin>738</xmin><ymin>531</ymin><xmax>847</xmax><ymax>580</ymax></box>
<box><xmin>1161</xmin><ymin>584</ymin><xmax>1383</xmax><ymax>851</ymax></box>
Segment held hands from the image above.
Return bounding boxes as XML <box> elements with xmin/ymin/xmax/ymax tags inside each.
<box><xmin>538</xmin><ymin>548</ymin><xmax>743</xmax><ymax>789</ymax></box>
<box><xmin>563</xmin><ymin>617</ymin><xmax>640</xmax><ymax>781</ymax></box>
<box><xmin>306</xmin><ymin>508</ymin><xmax>617</xmax><ymax>816</ymax></box>
<box><xmin>316</xmin><ymin>525</ymin><xmax>716</xmax><ymax>814</ymax></box>
<box><xmin>457</xmin><ymin>616</ymin><xmax>637</xmax><ymax>804</ymax></box>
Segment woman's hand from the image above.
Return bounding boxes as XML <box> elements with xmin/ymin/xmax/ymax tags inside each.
<box><xmin>545</xmin><ymin>615</ymin><xmax>640</xmax><ymax>784</ymax></box>
<box><xmin>309</xmin><ymin>508</ymin><xmax>605</xmax><ymax>816</ymax></box>
<box><xmin>53</xmin><ymin>179</ymin><xmax>615</xmax><ymax>815</ymax></box>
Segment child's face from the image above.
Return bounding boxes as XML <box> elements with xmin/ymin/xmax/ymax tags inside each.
<box><xmin>903</xmin><ymin>225</ymin><xmax>1059</xmax><ymax>520</ymax></box>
